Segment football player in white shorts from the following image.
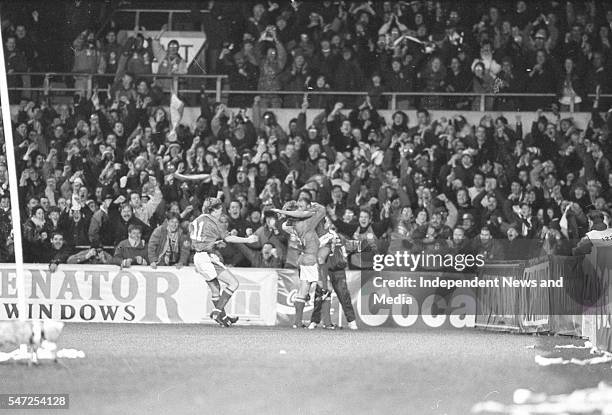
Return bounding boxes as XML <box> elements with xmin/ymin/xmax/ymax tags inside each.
<box><xmin>272</xmin><ymin>197</ymin><xmax>326</xmax><ymax>328</ymax></box>
<box><xmin>190</xmin><ymin>197</ymin><xmax>258</xmax><ymax>326</ymax></box>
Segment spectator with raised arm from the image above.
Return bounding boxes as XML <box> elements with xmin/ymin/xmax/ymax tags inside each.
<box><xmin>148</xmin><ymin>25</ymin><xmax>188</xmax><ymax>92</ymax></box>
<box><xmin>255</xmin><ymin>24</ymin><xmax>287</xmax><ymax>108</ymax></box>
<box><xmin>72</xmin><ymin>30</ymin><xmax>106</xmax><ymax>98</ymax></box>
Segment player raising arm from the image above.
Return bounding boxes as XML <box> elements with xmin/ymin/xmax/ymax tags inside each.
<box><xmin>272</xmin><ymin>198</ymin><xmax>327</xmax><ymax>328</ymax></box>
<box><xmin>190</xmin><ymin>197</ymin><xmax>258</xmax><ymax>326</ymax></box>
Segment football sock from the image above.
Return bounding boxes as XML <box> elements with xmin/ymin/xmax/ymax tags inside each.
<box><xmin>311</xmin><ymin>285</ymin><xmax>323</xmax><ymax>324</ymax></box>
<box><xmin>216</xmin><ymin>288</ymin><xmax>235</xmax><ymax>311</ymax></box>
<box><xmin>319</xmin><ymin>262</ymin><xmax>329</xmax><ymax>283</ymax></box>
<box><xmin>211</xmin><ymin>296</ymin><xmax>227</xmax><ymax>319</ymax></box>
<box><xmin>208</xmin><ymin>279</ymin><xmax>227</xmax><ymax>318</ymax></box>
<box><xmin>321</xmin><ymin>292</ymin><xmax>332</xmax><ymax>326</ymax></box>
<box><xmin>294</xmin><ymin>296</ymin><xmax>306</xmax><ymax>326</ymax></box>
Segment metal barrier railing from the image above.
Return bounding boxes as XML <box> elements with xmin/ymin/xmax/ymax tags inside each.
<box><xmin>7</xmin><ymin>72</ymin><xmax>227</xmax><ymax>102</ymax></box>
<box><xmin>7</xmin><ymin>72</ymin><xmax>610</xmax><ymax>112</ymax></box>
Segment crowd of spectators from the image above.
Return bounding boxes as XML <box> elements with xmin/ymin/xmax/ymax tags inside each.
<box><xmin>213</xmin><ymin>0</ymin><xmax>612</xmax><ymax>110</ymax></box>
<box><xmin>2</xmin><ymin>1</ymin><xmax>612</xmax><ymax>109</ymax></box>
<box><xmin>10</xmin><ymin>84</ymin><xmax>612</xmax><ymax>269</ymax></box>
<box><xmin>0</xmin><ymin>113</ymin><xmax>13</xmax><ymax>263</ymax></box>
<box><xmin>2</xmin><ymin>1</ymin><xmax>612</xmax><ymax>270</ymax></box>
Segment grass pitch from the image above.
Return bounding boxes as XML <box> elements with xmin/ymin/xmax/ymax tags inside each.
<box><xmin>1</xmin><ymin>324</ymin><xmax>610</xmax><ymax>415</ymax></box>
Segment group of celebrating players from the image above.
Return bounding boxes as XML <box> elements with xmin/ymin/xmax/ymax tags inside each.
<box><xmin>189</xmin><ymin>196</ymin><xmax>358</xmax><ymax>330</ymax></box>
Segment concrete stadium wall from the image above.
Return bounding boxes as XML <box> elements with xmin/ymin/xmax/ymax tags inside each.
<box><xmin>180</xmin><ymin>108</ymin><xmax>594</xmax><ymax>131</ymax></box>
<box><xmin>9</xmin><ymin>105</ymin><xmax>593</xmax><ymax>131</ymax></box>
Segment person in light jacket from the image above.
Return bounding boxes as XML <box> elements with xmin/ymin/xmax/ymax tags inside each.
<box><xmin>148</xmin><ymin>212</ymin><xmax>191</xmax><ymax>268</ymax></box>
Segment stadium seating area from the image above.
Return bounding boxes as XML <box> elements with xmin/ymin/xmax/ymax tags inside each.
<box><xmin>0</xmin><ymin>113</ymin><xmax>12</xmax><ymax>263</ymax></box>
<box><xmin>2</xmin><ymin>0</ymin><xmax>612</xmax><ymax>269</ymax></box>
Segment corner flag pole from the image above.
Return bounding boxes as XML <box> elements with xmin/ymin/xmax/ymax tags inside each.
<box><xmin>0</xmin><ymin>17</ymin><xmax>28</xmax><ymax>323</ymax></box>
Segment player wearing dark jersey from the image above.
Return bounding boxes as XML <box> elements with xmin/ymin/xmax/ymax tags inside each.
<box><xmin>272</xmin><ymin>197</ymin><xmax>327</xmax><ymax>328</ymax></box>
<box><xmin>308</xmin><ymin>216</ymin><xmax>336</xmax><ymax>329</ymax></box>
<box><xmin>309</xmin><ymin>218</ymin><xmax>358</xmax><ymax>330</ymax></box>
<box><xmin>190</xmin><ymin>197</ymin><xmax>258</xmax><ymax>326</ymax></box>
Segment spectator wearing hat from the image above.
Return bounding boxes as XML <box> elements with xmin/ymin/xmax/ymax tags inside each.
<box><xmin>148</xmin><ymin>212</ymin><xmax>190</xmax><ymax>268</ymax></box>
<box><xmin>111</xmin><ymin>224</ymin><xmax>148</xmax><ymax>268</ymax></box>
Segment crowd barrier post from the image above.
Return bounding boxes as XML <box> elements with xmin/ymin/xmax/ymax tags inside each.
<box><xmin>86</xmin><ymin>75</ymin><xmax>94</xmax><ymax>100</ymax></box>
<box><xmin>548</xmin><ymin>255</ymin><xmax>584</xmax><ymax>337</ymax></box>
<box><xmin>172</xmin><ymin>76</ymin><xmax>179</xmax><ymax>95</ymax></box>
<box><xmin>215</xmin><ymin>76</ymin><xmax>222</xmax><ymax>102</ymax></box>
<box><xmin>589</xmin><ymin>246</ymin><xmax>612</xmax><ymax>353</ymax></box>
